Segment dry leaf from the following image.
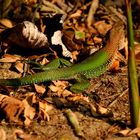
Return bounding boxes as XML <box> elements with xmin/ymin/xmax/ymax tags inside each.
<box><xmin>14</xmin><ymin>61</ymin><xmax>24</xmax><ymax>73</ymax></box>
<box><xmin>49</xmin><ymin>80</ymin><xmax>69</xmax><ymax>93</ymax></box>
<box><xmin>93</xmin><ymin>36</ymin><xmax>102</xmax><ymax>43</ymax></box>
<box><xmin>34</xmin><ymin>84</ymin><xmax>46</xmax><ymax>94</ymax></box>
<box><xmin>128</xmin><ymin>127</ymin><xmax>140</xmax><ymax>137</ymax></box>
<box><xmin>94</xmin><ymin>21</ymin><xmax>112</xmax><ymax>35</ymax></box>
<box><xmin>0</xmin><ymin>54</ymin><xmax>22</xmax><ymax>63</ymax></box>
<box><xmin>22</xmin><ymin>94</ymin><xmax>37</xmax><ymax>126</ymax></box>
<box><xmin>40</xmin><ymin>57</ymin><xmax>49</xmax><ymax>65</ymax></box>
<box><xmin>62</xmin><ymin>27</ymin><xmax>83</xmax><ymax>51</ymax></box>
<box><xmin>68</xmin><ymin>94</ymin><xmax>89</xmax><ymax>103</ymax></box>
<box><xmin>117</xmin><ymin>129</ymin><xmax>131</xmax><ymax>136</ymax></box>
<box><xmin>0</xmin><ymin>18</ymin><xmax>13</xmax><ymax>28</ymax></box>
<box><xmin>39</xmin><ymin>101</ymin><xmax>54</xmax><ymax>121</ymax></box>
<box><xmin>69</xmin><ymin>10</ymin><xmax>82</xmax><ymax>18</ymax></box>
<box><xmin>71</xmin><ymin>51</ymin><xmax>79</xmax><ymax>62</ymax></box>
<box><xmin>109</xmin><ymin>60</ymin><xmax>120</xmax><ymax>71</ymax></box>
<box><xmin>0</xmin><ymin>94</ymin><xmax>24</xmax><ymax>124</ymax></box>
<box><xmin>1</xmin><ymin>21</ymin><xmax>49</xmax><ymax>49</ymax></box>
<box><xmin>0</xmin><ymin>128</ymin><xmax>6</xmax><ymax>140</ymax></box>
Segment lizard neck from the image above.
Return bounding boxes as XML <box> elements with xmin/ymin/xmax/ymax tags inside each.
<box><xmin>70</xmin><ymin>22</ymin><xmax>124</xmax><ymax>78</ymax></box>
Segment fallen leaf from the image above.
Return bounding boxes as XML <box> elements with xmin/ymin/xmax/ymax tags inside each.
<box><xmin>69</xmin><ymin>10</ymin><xmax>82</xmax><ymax>18</ymax></box>
<box><xmin>0</xmin><ymin>94</ymin><xmax>24</xmax><ymax>124</ymax></box>
<box><xmin>116</xmin><ymin>129</ymin><xmax>131</xmax><ymax>136</ymax></box>
<box><xmin>128</xmin><ymin>127</ymin><xmax>140</xmax><ymax>137</ymax></box>
<box><xmin>49</xmin><ymin>80</ymin><xmax>69</xmax><ymax>93</ymax></box>
<box><xmin>94</xmin><ymin>20</ymin><xmax>112</xmax><ymax>35</ymax></box>
<box><xmin>93</xmin><ymin>36</ymin><xmax>102</xmax><ymax>44</ymax></box>
<box><xmin>34</xmin><ymin>84</ymin><xmax>46</xmax><ymax>94</ymax></box>
<box><xmin>0</xmin><ymin>54</ymin><xmax>22</xmax><ymax>63</ymax></box>
<box><xmin>0</xmin><ymin>128</ymin><xmax>6</xmax><ymax>140</ymax></box>
<box><xmin>109</xmin><ymin>60</ymin><xmax>120</xmax><ymax>71</ymax></box>
<box><xmin>39</xmin><ymin>101</ymin><xmax>54</xmax><ymax>121</ymax></box>
<box><xmin>0</xmin><ymin>18</ymin><xmax>13</xmax><ymax>28</ymax></box>
<box><xmin>14</xmin><ymin>61</ymin><xmax>24</xmax><ymax>73</ymax></box>
<box><xmin>22</xmin><ymin>94</ymin><xmax>37</xmax><ymax>126</ymax></box>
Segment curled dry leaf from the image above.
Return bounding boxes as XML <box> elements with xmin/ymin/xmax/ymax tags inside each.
<box><xmin>67</xmin><ymin>94</ymin><xmax>89</xmax><ymax>103</ymax></box>
<box><xmin>0</xmin><ymin>21</ymin><xmax>49</xmax><ymax>49</ymax></box>
<box><xmin>128</xmin><ymin>127</ymin><xmax>140</xmax><ymax>137</ymax></box>
<box><xmin>0</xmin><ymin>94</ymin><xmax>24</xmax><ymax>124</ymax></box>
<box><xmin>22</xmin><ymin>94</ymin><xmax>37</xmax><ymax>126</ymax></box>
<box><xmin>39</xmin><ymin>101</ymin><xmax>54</xmax><ymax>121</ymax></box>
<box><xmin>24</xmin><ymin>0</ymin><xmax>37</xmax><ymax>5</ymax></box>
<box><xmin>116</xmin><ymin>129</ymin><xmax>131</xmax><ymax>136</ymax></box>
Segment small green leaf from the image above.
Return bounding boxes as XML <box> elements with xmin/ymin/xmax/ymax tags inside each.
<box><xmin>75</xmin><ymin>31</ymin><xmax>85</xmax><ymax>40</ymax></box>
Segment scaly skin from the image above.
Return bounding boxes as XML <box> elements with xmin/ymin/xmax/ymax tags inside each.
<box><xmin>0</xmin><ymin>22</ymin><xmax>124</xmax><ymax>86</ymax></box>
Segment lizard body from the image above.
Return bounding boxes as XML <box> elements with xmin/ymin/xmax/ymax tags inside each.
<box><xmin>0</xmin><ymin>22</ymin><xmax>124</xmax><ymax>87</ymax></box>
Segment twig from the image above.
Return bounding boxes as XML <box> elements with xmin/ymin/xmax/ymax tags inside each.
<box><xmin>87</xmin><ymin>0</ymin><xmax>99</xmax><ymax>27</ymax></box>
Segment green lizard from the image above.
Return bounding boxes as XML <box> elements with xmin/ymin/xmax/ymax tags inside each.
<box><xmin>0</xmin><ymin>22</ymin><xmax>124</xmax><ymax>92</ymax></box>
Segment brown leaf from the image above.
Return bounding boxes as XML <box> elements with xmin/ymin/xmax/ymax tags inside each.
<box><xmin>93</xmin><ymin>36</ymin><xmax>102</xmax><ymax>44</ymax></box>
<box><xmin>39</xmin><ymin>101</ymin><xmax>54</xmax><ymax>121</ymax></box>
<box><xmin>128</xmin><ymin>127</ymin><xmax>140</xmax><ymax>137</ymax></box>
<box><xmin>69</xmin><ymin>10</ymin><xmax>82</xmax><ymax>18</ymax></box>
<box><xmin>1</xmin><ymin>21</ymin><xmax>49</xmax><ymax>49</ymax></box>
<box><xmin>14</xmin><ymin>61</ymin><xmax>24</xmax><ymax>73</ymax></box>
<box><xmin>49</xmin><ymin>80</ymin><xmax>69</xmax><ymax>92</ymax></box>
<box><xmin>0</xmin><ymin>54</ymin><xmax>22</xmax><ymax>63</ymax></box>
<box><xmin>109</xmin><ymin>60</ymin><xmax>120</xmax><ymax>71</ymax></box>
<box><xmin>62</xmin><ymin>27</ymin><xmax>83</xmax><ymax>51</ymax></box>
<box><xmin>0</xmin><ymin>128</ymin><xmax>6</xmax><ymax>140</ymax></box>
<box><xmin>117</xmin><ymin>129</ymin><xmax>131</xmax><ymax>136</ymax></box>
<box><xmin>34</xmin><ymin>84</ymin><xmax>46</xmax><ymax>94</ymax></box>
<box><xmin>0</xmin><ymin>94</ymin><xmax>24</xmax><ymax>124</ymax></box>
<box><xmin>22</xmin><ymin>94</ymin><xmax>37</xmax><ymax>126</ymax></box>
<box><xmin>0</xmin><ymin>18</ymin><xmax>13</xmax><ymax>28</ymax></box>
<box><xmin>94</xmin><ymin>21</ymin><xmax>112</xmax><ymax>35</ymax></box>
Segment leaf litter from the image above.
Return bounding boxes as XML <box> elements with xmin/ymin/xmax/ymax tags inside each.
<box><xmin>0</xmin><ymin>0</ymin><xmax>139</xmax><ymax>139</ymax></box>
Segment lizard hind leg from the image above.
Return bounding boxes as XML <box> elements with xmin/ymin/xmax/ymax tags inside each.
<box><xmin>70</xmin><ymin>74</ymin><xmax>90</xmax><ymax>93</ymax></box>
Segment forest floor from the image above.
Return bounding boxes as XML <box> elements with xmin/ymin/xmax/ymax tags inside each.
<box><xmin>0</xmin><ymin>0</ymin><xmax>140</xmax><ymax>140</ymax></box>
